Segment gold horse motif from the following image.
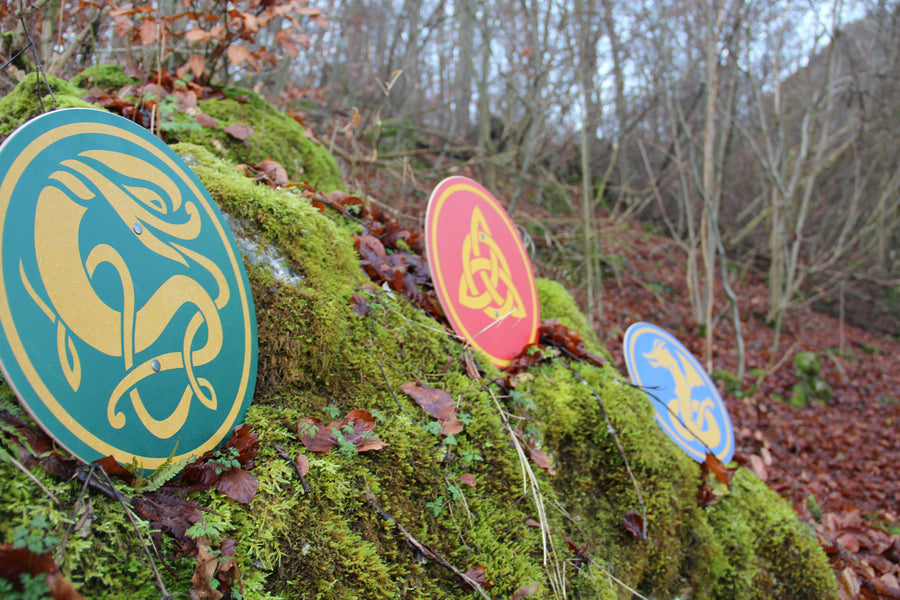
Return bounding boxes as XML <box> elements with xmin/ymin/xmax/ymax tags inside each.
<box><xmin>642</xmin><ymin>339</ymin><xmax>721</xmax><ymax>450</ymax></box>
<box><xmin>22</xmin><ymin>150</ymin><xmax>229</xmax><ymax>439</ymax></box>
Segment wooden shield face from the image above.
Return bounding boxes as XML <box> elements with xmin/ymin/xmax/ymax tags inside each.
<box><xmin>426</xmin><ymin>176</ymin><xmax>539</xmax><ymax>367</ymax></box>
<box><xmin>623</xmin><ymin>322</ymin><xmax>734</xmax><ymax>463</ymax></box>
<box><xmin>0</xmin><ymin>108</ymin><xmax>257</xmax><ymax>469</ymax></box>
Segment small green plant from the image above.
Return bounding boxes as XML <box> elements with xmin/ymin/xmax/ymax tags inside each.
<box><xmin>509</xmin><ymin>390</ymin><xmax>536</xmax><ymax>412</ymax></box>
<box><xmin>788</xmin><ymin>352</ymin><xmax>831</xmax><ymax>406</ymax></box>
<box><xmin>185</xmin><ymin>516</ymin><xmax>227</xmax><ymax>541</ymax></box>
<box><xmin>825</xmin><ymin>347</ymin><xmax>854</xmax><ymax>360</ymax></box>
<box><xmin>459</xmin><ymin>447</ymin><xmax>483</xmax><ymax>465</ymax></box>
<box><xmin>209</xmin><ymin>447</ymin><xmax>242</xmax><ymax>473</ymax></box>
<box><xmin>424</xmin><ymin>496</ymin><xmax>444</xmax><ymax>516</ymax></box>
<box><xmin>447</xmin><ymin>484</ymin><xmax>463</xmax><ymax>502</ymax></box>
<box><xmin>322</xmin><ymin>405</ymin><xmax>341</xmax><ymax>420</ymax></box>
<box><xmin>0</xmin><ymin>572</ymin><xmax>52</xmax><ymax>600</ymax></box>
<box><xmin>297</xmin><ymin>420</ymin><xmax>320</xmax><ymax>439</ymax></box>
<box><xmin>422</xmin><ymin>421</ymin><xmax>442</xmax><ymax>436</ymax></box>
<box><xmin>12</xmin><ymin>516</ymin><xmax>59</xmax><ymax>554</ymax></box>
<box><xmin>331</xmin><ymin>426</ymin><xmax>359</xmax><ymax>457</ymax></box>
<box><xmin>806</xmin><ymin>495</ymin><xmax>823</xmax><ymax>522</ymax></box>
<box><xmin>132</xmin><ymin>446</ymin><xmax>190</xmax><ymax>493</ymax></box>
<box><xmin>712</xmin><ymin>369</ymin><xmax>743</xmax><ymax>397</ymax></box>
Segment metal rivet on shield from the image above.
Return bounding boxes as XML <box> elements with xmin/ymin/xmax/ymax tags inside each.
<box><xmin>151</xmin><ymin>359</ymin><xmax>161</xmax><ymax>372</ymax></box>
<box><xmin>133</xmin><ymin>222</ymin><xmax>143</xmax><ymax>235</ymax></box>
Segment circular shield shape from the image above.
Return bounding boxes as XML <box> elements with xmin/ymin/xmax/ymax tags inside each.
<box><xmin>623</xmin><ymin>322</ymin><xmax>734</xmax><ymax>463</ymax></box>
<box><xmin>0</xmin><ymin>108</ymin><xmax>257</xmax><ymax>469</ymax></box>
<box><xmin>426</xmin><ymin>176</ymin><xmax>539</xmax><ymax>367</ymax></box>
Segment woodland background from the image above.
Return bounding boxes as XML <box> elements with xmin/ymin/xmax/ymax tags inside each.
<box><xmin>2</xmin><ymin>0</ymin><xmax>900</xmax><ymax>597</ymax></box>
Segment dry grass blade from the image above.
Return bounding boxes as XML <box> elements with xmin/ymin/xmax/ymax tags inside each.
<box><xmin>489</xmin><ymin>389</ymin><xmax>566</xmax><ymax>599</ymax></box>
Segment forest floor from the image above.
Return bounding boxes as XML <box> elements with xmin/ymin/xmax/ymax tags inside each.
<box><xmin>345</xmin><ymin>162</ymin><xmax>900</xmax><ymax>598</ymax></box>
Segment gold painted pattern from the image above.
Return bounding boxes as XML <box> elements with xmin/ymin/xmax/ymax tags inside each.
<box><xmin>0</xmin><ymin>120</ymin><xmax>253</xmax><ymax>468</ymax></box>
<box><xmin>642</xmin><ymin>338</ymin><xmax>723</xmax><ymax>451</ymax></box>
<box><xmin>458</xmin><ymin>207</ymin><xmax>526</xmax><ymax>321</ymax></box>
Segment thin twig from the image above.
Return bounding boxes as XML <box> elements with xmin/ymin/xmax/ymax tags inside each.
<box><xmin>1</xmin><ymin>447</ymin><xmax>60</xmax><ymax>505</ymax></box>
<box><xmin>616</xmin><ymin>378</ymin><xmax>717</xmax><ymax>458</ymax></box>
<box><xmin>96</xmin><ymin>467</ymin><xmax>172</xmax><ymax>600</ymax></box>
<box><xmin>272</xmin><ymin>444</ymin><xmax>311</xmax><ymax>493</ymax></box>
<box><xmin>462</xmin><ymin>307</ymin><xmax>517</xmax><ymax>354</ymax></box>
<box><xmin>18</xmin><ymin>3</ymin><xmax>55</xmax><ymax>109</ymax></box>
<box><xmin>571</xmin><ymin>367</ymin><xmax>647</xmax><ymax>541</ymax></box>
<box><xmin>489</xmin><ymin>389</ymin><xmax>567</xmax><ymax>599</ymax></box>
<box><xmin>364</xmin><ymin>491</ymin><xmax>492</xmax><ymax>600</ymax></box>
<box><xmin>56</xmin><ymin>464</ymin><xmax>96</xmax><ymax>564</ymax></box>
<box><xmin>256</xmin><ymin>99</ymin><xmax>267</xmax><ymax>161</ymax></box>
<box><xmin>587</xmin><ymin>560</ymin><xmax>652</xmax><ymax>600</ymax></box>
<box><xmin>0</xmin><ymin>42</ymin><xmax>33</xmax><ymax>71</ymax></box>
<box><xmin>363</xmin><ymin>340</ymin><xmax>407</xmax><ymax>415</ymax></box>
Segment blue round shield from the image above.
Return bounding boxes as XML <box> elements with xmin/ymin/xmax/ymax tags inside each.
<box><xmin>623</xmin><ymin>322</ymin><xmax>734</xmax><ymax>463</ymax></box>
<box><xmin>0</xmin><ymin>108</ymin><xmax>257</xmax><ymax>470</ymax></box>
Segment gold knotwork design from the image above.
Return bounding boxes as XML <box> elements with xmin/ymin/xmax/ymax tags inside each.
<box><xmin>21</xmin><ymin>150</ymin><xmax>229</xmax><ymax>440</ymax></box>
<box><xmin>643</xmin><ymin>339</ymin><xmax>722</xmax><ymax>450</ymax></box>
<box><xmin>458</xmin><ymin>207</ymin><xmax>526</xmax><ymax>321</ymax></box>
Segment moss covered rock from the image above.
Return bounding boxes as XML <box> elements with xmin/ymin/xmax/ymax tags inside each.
<box><xmin>0</xmin><ymin>71</ymin><xmax>836</xmax><ymax>599</ymax></box>
<box><xmin>0</xmin><ymin>68</ymin><xmax>342</xmax><ymax>191</ymax></box>
<box><xmin>0</xmin><ymin>72</ymin><xmax>96</xmax><ymax>138</ymax></box>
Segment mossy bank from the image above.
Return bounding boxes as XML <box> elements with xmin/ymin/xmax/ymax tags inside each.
<box><xmin>0</xmin><ymin>72</ymin><xmax>837</xmax><ymax>599</ymax></box>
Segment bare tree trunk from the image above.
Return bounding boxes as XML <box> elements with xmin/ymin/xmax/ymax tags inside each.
<box><xmin>699</xmin><ymin>0</ymin><xmax>724</xmax><ymax>371</ymax></box>
<box><xmin>574</xmin><ymin>0</ymin><xmax>602</xmax><ymax>327</ymax></box>
<box><xmin>455</xmin><ymin>0</ymin><xmax>475</xmax><ymax>137</ymax></box>
<box><xmin>601</xmin><ymin>0</ymin><xmax>629</xmax><ymax>193</ymax></box>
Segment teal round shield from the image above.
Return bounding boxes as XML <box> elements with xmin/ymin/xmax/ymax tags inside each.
<box><xmin>0</xmin><ymin>108</ymin><xmax>257</xmax><ymax>469</ymax></box>
<box><xmin>623</xmin><ymin>322</ymin><xmax>734</xmax><ymax>463</ymax></box>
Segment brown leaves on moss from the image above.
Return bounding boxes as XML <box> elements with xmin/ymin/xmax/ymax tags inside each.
<box><xmin>191</xmin><ymin>538</ymin><xmax>241</xmax><ymax>600</ymax></box>
<box><xmin>696</xmin><ymin>452</ymin><xmax>737</xmax><ymax>508</ymax></box>
<box><xmin>510</xmin><ymin>581</ymin><xmax>541</xmax><ymax>599</ymax></box>
<box><xmin>224</xmin><ymin>122</ymin><xmax>254</xmax><ymax>141</ymax></box>
<box><xmin>461</xmin><ymin>565</ymin><xmax>491</xmax><ymax>591</ymax></box>
<box><xmin>704</xmin><ymin>452</ymin><xmax>736</xmax><ymax>485</ymax></box>
<box><xmin>178</xmin><ymin>424</ymin><xmax>260</xmax><ymax>505</ymax></box>
<box><xmin>0</xmin><ymin>414</ymin><xmax>261</xmax><ymax>598</ymax></box>
<box><xmin>0</xmin><ymin>545</ymin><xmax>84</xmax><ymax>600</ymax></box>
<box><xmin>401</xmin><ymin>382</ymin><xmax>464</xmax><ymax>435</ymax></box>
<box><xmin>350</xmin><ymin>292</ymin><xmax>370</xmax><ymax>317</ymax></box>
<box><xmin>539</xmin><ymin>319</ymin><xmax>606</xmax><ymax>367</ymax></box>
<box><xmin>506</xmin><ymin>319</ymin><xmax>606</xmax><ymax>377</ymax></box>
<box><xmin>514</xmin><ymin>431</ymin><xmax>554</xmax><ymax>475</ymax></box>
<box><xmin>564</xmin><ymin>537</ymin><xmax>591</xmax><ymax>569</ymax></box>
<box><xmin>307</xmin><ymin>190</ymin><xmax>444</xmax><ymax>318</ymax></box>
<box><xmin>297</xmin><ymin>409</ymin><xmax>386</xmax><ymax>453</ymax></box>
<box><xmin>622</xmin><ymin>509</ymin><xmax>646</xmax><ymax>539</ymax></box>
<box><xmin>191</xmin><ymin>542</ymin><xmax>223</xmax><ymax>600</ymax></box>
<box><xmin>237</xmin><ymin>159</ymin><xmax>291</xmax><ymax>187</ymax></box>
<box><xmin>82</xmin><ymin>70</ymin><xmax>228</xmax><ymax>134</ymax></box>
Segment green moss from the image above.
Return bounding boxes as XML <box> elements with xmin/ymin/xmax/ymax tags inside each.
<box><xmin>0</xmin><ymin>73</ymin><xmax>97</xmax><ymax>139</ymax></box>
<box><xmin>0</xmin><ymin>395</ymin><xmax>194</xmax><ymax>598</ymax></box>
<box><xmin>536</xmin><ymin>277</ymin><xmax>603</xmax><ymax>351</ymax></box>
<box><xmin>704</xmin><ymin>470</ymin><xmax>837</xmax><ymax>599</ymax></box>
<box><xmin>177</xmin><ymin>90</ymin><xmax>343</xmax><ymax>191</ymax></box>
<box><xmin>70</xmin><ymin>65</ymin><xmax>138</xmax><ymax>90</ymax></box>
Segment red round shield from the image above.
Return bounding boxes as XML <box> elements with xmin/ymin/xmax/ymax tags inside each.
<box><xmin>425</xmin><ymin>177</ymin><xmax>539</xmax><ymax>367</ymax></box>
